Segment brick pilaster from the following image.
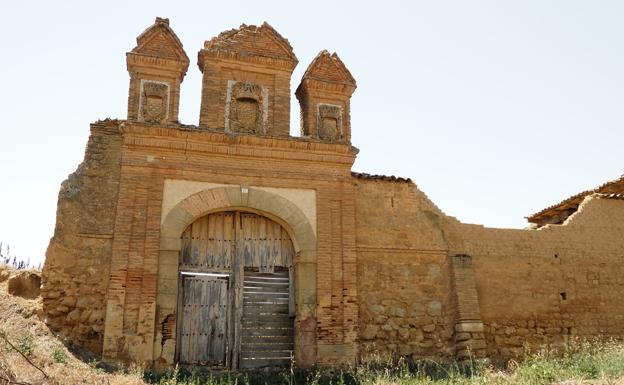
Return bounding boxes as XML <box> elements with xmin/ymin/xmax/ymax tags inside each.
<box><xmin>450</xmin><ymin>254</ymin><xmax>488</xmax><ymax>362</ymax></box>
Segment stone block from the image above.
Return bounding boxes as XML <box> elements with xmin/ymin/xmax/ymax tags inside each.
<box><xmin>422</xmin><ymin>324</ymin><xmax>436</xmax><ymax>332</ymax></box>
<box><xmin>361</xmin><ymin>325</ymin><xmax>378</xmax><ymax>340</ymax></box>
<box><xmin>159</xmin><ymin>237</ymin><xmax>181</xmax><ymax>251</ymax></box>
<box><xmin>8</xmin><ymin>272</ymin><xmax>41</xmax><ymax>299</ymax></box>
<box><xmin>427</xmin><ymin>300</ymin><xmax>441</xmax><ymax>316</ymax></box>
<box><xmin>455</xmin><ymin>322</ymin><xmax>484</xmax><ymax>333</ymax></box>
<box><xmin>455</xmin><ymin>332</ymin><xmax>471</xmax><ymax>342</ymax></box>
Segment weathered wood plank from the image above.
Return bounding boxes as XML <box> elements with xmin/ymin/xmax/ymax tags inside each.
<box><xmin>241</xmin><ymin>350</ymin><xmax>294</xmax><ymax>359</ymax></box>
<box><xmin>241</xmin><ymin>343</ymin><xmax>294</xmax><ymax>351</ymax></box>
<box><xmin>215</xmin><ymin>278</ymin><xmax>228</xmax><ymax>362</ymax></box>
<box><xmin>288</xmin><ymin>268</ymin><xmax>294</xmax><ymax>317</ymax></box>
<box><xmin>223</xmin><ymin>213</ymin><xmax>234</xmax><ymax>269</ymax></box>
<box><xmin>245</xmin><ymin>275</ymin><xmax>289</xmax><ymax>280</ymax></box>
<box><xmin>243</xmin><ymin>289</ymin><xmax>288</xmax><ymax>295</ymax></box>
<box><xmin>215</xmin><ymin>214</ymin><xmax>225</xmax><ymax>269</ymax></box>
<box><xmin>198</xmin><ymin>216</ymin><xmax>208</xmax><ymax>268</ymax></box>
<box><xmin>243</xmin><ymin>295</ymin><xmax>289</xmax><ymax>304</ymax></box>
<box><xmin>244</xmin><ymin>279</ymin><xmax>289</xmax><ymax>284</ymax></box>
<box><xmin>240</xmin><ymin>358</ymin><xmax>291</xmax><ymax>368</ymax></box>
<box><xmin>207</xmin><ymin>214</ymin><xmax>217</xmax><ymax>267</ymax></box>
<box><xmin>181</xmin><ymin>227</ymin><xmax>192</xmax><ymax>266</ymax></box>
<box><xmin>243</xmin><ymin>304</ymin><xmax>289</xmax><ymax>314</ymax></box>
<box><xmin>241</xmin><ymin>334</ymin><xmax>294</xmax><ymax>343</ymax></box>
<box><xmin>179</xmin><ymin>277</ymin><xmax>191</xmax><ymax>362</ymax></box>
<box><xmin>191</xmin><ymin>220</ymin><xmax>201</xmax><ymax>266</ymax></box>
<box><xmin>243</xmin><ymin>285</ymin><xmax>289</xmax><ymax>293</ymax></box>
<box><xmin>282</xmin><ymin>228</ymin><xmax>294</xmax><ymax>267</ymax></box>
<box><xmin>242</xmin><ymin>328</ymin><xmax>294</xmax><ymax>337</ymax></box>
<box><xmin>242</xmin><ymin>319</ymin><xmax>293</xmax><ymax>328</ymax></box>
<box><xmin>241</xmin><ymin>314</ymin><xmax>291</xmax><ymax>323</ymax></box>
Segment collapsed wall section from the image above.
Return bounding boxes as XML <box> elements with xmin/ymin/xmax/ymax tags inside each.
<box><xmin>41</xmin><ymin>120</ymin><xmax>123</xmax><ymax>353</ymax></box>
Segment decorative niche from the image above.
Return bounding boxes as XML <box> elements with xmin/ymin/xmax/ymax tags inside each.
<box><xmin>138</xmin><ymin>80</ymin><xmax>170</xmax><ymax>123</ymax></box>
<box><xmin>316</xmin><ymin>103</ymin><xmax>343</xmax><ymax>141</ymax></box>
<box><xmin>225</xmin><ymin>81</ymin><xmax>269</xmax><ymax>134</ymax></box>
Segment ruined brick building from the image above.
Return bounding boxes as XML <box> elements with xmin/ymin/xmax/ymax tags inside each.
<box><xmin>42</xmin><ymin>18</ymin><xmax>624</xmax><ymax>370</ymax></box>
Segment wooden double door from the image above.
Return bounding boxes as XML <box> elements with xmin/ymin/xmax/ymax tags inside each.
<box><xmin>175</xmin><ymin>211</ymin><xmax>295</xmax><ymax>369</ymax></box>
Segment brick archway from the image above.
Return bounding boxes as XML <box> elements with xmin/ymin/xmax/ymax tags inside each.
<box><xmin>155</xmin><ymin>186</ymin><xmax>317</xmax><ymax>368</ymax></box>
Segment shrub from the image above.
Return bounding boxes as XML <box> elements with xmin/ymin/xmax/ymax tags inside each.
<box><xmin>16</xmin><ymin>332</ymin><xmax>34</xmax><ymax>356</ymax></box>
<box><xmin>52</xmin><ymin>344</ymin><xmax>67</xmax><ymax>364</ymax></box>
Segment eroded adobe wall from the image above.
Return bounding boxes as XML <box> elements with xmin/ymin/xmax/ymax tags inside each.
<box><xmin>42</xmin><ymin>120</ymin><xmax>122</xmax><ymax>353</ymax></box>
<box><xmin>445</xmin><ymin>196</ymin><xmax>624</xmax><ymax>361</ymax></box>
<box><xmin>354</xmin><ymin>177</ymin><xmax>457</xmax><ymax>360</ymax></box>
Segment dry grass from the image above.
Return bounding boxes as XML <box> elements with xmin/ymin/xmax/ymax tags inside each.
<box><xmin>0</xmin><ymin>265</ymin><xmax>145</xmax><ymax>385</ymax></box>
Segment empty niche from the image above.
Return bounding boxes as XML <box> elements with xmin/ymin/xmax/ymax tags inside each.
<box><xmin>225</xmin><ymin>81</ymin><xmax>268</xmax><ymax>134</ymax></box>
<box><xmin>317</xmin><ymin>103</ymin><xmax>343</xmax><ymax>141</ymax></box>
<box><xmin>139</xmin><ymin>80</ymin><xmax>170</xmax><ymax>123</ymax></box>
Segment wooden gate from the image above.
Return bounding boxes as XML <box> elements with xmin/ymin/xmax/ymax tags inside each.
<box><xmin>176</xmin><ymin>211</ymin><xmax>295</xmax><ymax>369</ymax></box>
<box><xmin>177</xmin><ymin>274</ymin><xmax>228</xmax><ymax>365</ymax></box>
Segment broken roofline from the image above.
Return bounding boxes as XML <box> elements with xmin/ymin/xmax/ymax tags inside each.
<box><xmin>526</xmin><ymin>173</ymin><xmax>624</xmax><ymax>225</ymax></box>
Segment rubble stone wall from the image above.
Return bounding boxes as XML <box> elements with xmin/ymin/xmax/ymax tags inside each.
<box><xmin>41</xmin><ymin>120</ymin><xmax>122</xmax><ymax>353</ymax></box>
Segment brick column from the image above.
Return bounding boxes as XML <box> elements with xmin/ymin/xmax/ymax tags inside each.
<box><xmin>450</xmin><ymin>254</ymin><xmax>488</xmax><ymax>362</ymax></box>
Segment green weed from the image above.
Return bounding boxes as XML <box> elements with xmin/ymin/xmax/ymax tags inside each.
<box><xmin>51</xmin><ymin>344</ymin><xmax>67</xmax><ymax>364</ymax></box>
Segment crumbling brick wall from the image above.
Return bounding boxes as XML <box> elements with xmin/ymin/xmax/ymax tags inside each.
<box><xmin>41</xmin><ymin>119</ymin><xmax>122</xmax><ymax>353</ymax></box>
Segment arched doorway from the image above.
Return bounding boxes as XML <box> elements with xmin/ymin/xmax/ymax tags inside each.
<box><xmin>175</xmin><ymin>211</ymin><xmax>295</xmax><ymax>369</ymax></box>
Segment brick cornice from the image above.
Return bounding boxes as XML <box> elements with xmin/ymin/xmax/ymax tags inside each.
<box><xmin>126</xmin><ymin>52</ymin><xmax>189</xmax><ymax>79</ymax></box>
<box><xmin>198</xmin><ymin>49</ymin><xmax>297</xmax><ymax>73</ymax></box>
<box><xmin>295</xmin><ymin>78</ymin><xmax>356</xmax><ymax>100</ymax></box>
<box><xmin>119</xmin><ymin>122</ymin><xmax>358</xmax><ymax>165</ymax></box>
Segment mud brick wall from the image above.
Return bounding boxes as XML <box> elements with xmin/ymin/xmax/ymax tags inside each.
<box><xmin>445</xmin><ymin>196</ymin><xmax>624</xmax><ymax>361</ymax></box>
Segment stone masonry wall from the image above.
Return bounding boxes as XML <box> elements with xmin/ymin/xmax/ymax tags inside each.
<box><xmin>355</xmin><ymin>178</ymin><xmax>624</xmax><ymax>364</ymax></box>
<box><xmin>41</xmin><ymin>120</ymin><xmax>122</xmax><ymax>353</ymax></box>
<box><xmin>354</xmin><ymin>178</ymin><xmax>456</xmax><ymax>361</ymax></box>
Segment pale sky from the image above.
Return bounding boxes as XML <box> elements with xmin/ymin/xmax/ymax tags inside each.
<box><xmin>1</xmin><ymin>1</ymin><xmax>623</xmax><ymax>265</ymax></box>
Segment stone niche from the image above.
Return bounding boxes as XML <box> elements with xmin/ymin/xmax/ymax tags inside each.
<box><xmin>317</xmin><ymin>103</ymin><xmax>343</xmax><ymax>141</ymax></box>
<box><xmin>139</xmin><ymin>80</ymin><xmax>170</xmax><ymax>123</ymax></box>
<box><xmin>225</xmin><ymin>81</ymin><xmax>269</xmax><ymax>134</ymax></box>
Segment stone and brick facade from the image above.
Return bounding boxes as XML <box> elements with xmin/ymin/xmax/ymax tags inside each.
<box><xmin>42</xmin><ymin>17</ymin><xmax>624</xmax><ymax>369</ymax></box>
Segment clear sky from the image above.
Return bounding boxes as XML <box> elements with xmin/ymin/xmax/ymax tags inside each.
<box><xmin>1</xmin><ymin>0</ymin><xmax>623</xmax><ymax>265</ymax></box>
